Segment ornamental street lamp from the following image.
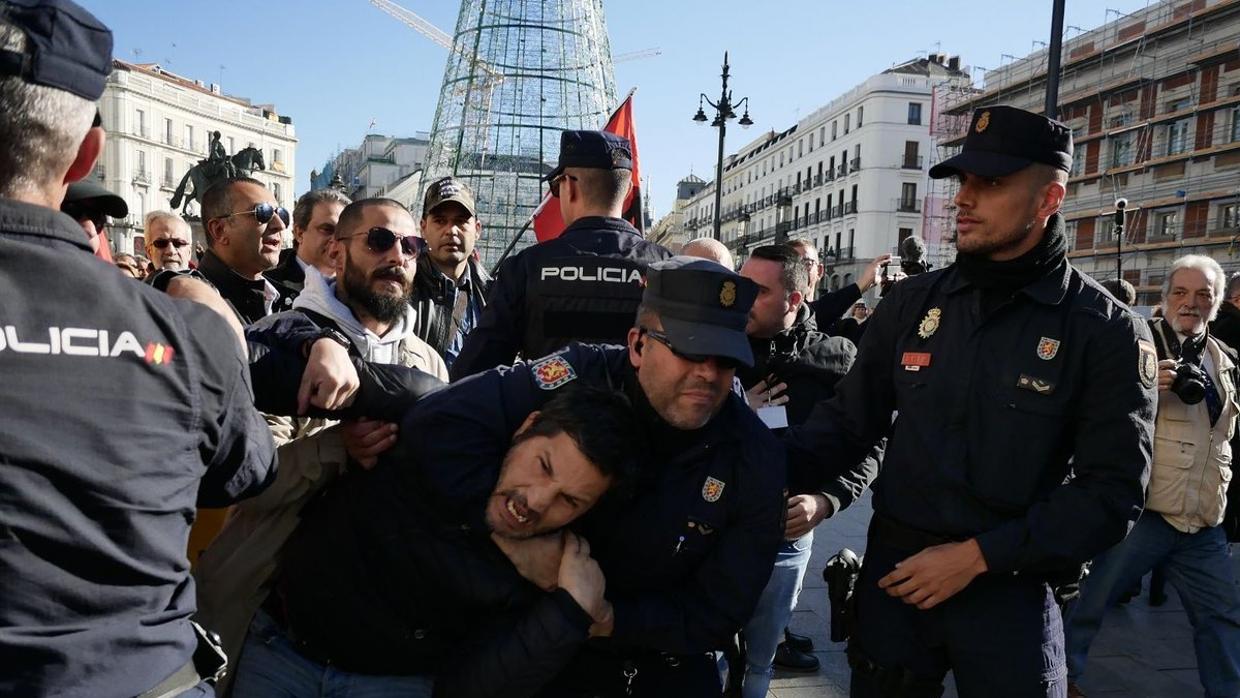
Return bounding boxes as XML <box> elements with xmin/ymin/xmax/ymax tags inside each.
<box><xmin>693</xmin><ymin>51</ymin><xmax>752</xmax><ymax>241</ymax></box>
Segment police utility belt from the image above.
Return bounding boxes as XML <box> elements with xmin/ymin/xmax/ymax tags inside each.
<box><xmin>135</xmin><ymin>620</ymin><xmax>227</xmax><ymax>698</ymax></box>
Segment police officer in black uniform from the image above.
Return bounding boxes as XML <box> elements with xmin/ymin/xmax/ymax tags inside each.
<box><xmin>450</xmin><ymin>130</ymin><xmax>670</xmax><ymax>380</ymax></box>
<box><xmin>784</xmin><ymin>106</ymin><xmax>1157</xmax><ymax>697</ymax></box>
<box><xmin>0</xmin><ymin>2</ymin><xmax>277</xmax><ymax>695</ymax></box>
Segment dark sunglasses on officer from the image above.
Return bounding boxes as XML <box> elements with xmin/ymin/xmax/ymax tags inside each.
<box><xmin>342</xmin><ymin>227</ymin><xmax>426</xmax><ymax>258</ymax></box>
<box><xmin>548</xmin><ymin>173</ymin><xmax>579</xmax><ymax>199</ymax></box>
<box><xmin>218</xmin><ymin>202</ymin><xmax>290</xmax><ymax>227</ymax></box>
<box><xmin>639</xmin><ymin>326</ymin><xmax>743</xmax><ymax>370</ymax></box>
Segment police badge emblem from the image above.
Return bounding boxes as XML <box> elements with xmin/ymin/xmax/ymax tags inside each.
<box><xmin>975</xmin><ymin>110</ymin><xmax>991</xmax><ymax>133</ymax></box>
<box><xmin>719</xmin><ymin>281</ymin><xmax>737</xmax><ymax>308</ymax></box>
<box><xmin>917</xmin><ymin>308</ymin><xmax>942</xmax><ymax>339</ymax></box>
<box><xmin>1138</xmin><ymin>340</ymin><xmax>1158</xmax><ymax>389</ymax></box>
<box><xmin>701</xmin><ymin>476</ymin><xmax>726</xmax><ymax>503</ymax></box>
<box><xmin>1036</xmin><ymin>337</ymin><xmax>1060</xmax><ymax>360</ymax></box>
<box><xmin>531</xmin><ymin>355</ymin><xmax>577</xmax><ymax>391</ymax></box>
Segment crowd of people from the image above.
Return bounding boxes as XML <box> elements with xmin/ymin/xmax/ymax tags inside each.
<box><xmin>2</xmin><ymin>2</ymin><xmax>1238</xmax><ymax>698</ymax></box>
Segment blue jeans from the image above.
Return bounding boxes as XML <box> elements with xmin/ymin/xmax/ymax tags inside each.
<box><xmin>1065</xmin><ymin>513</ymin><xmax>1240</xmax><ymax>698</ymax></box>
<box><xmin>741</xmin><ymin>531</ymin><xmax>814</xmax><ymax>698</ymax></box>
<box><xmin>230</xmin><ymin>610</ymin><xmax>435</xmax><ymax>698</ymax></box>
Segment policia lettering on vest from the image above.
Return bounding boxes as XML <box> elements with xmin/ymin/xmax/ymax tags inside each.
<box><xmin>782</xmin><ymin>105</ymin><xmax>1157</xmax><ymax>698</ymax></box>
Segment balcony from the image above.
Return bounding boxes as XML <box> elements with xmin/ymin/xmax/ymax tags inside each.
<box><xmin>843</xmin><ymin>201</ymin><xmax>857</xmax><ymax>215</ymax></box>
<box><xmin>825</xmin><ymin>170</ymin><xmax>835</xmax><ymax>183</ymax></box>
<box><xmin>895</xmin><ymin>198</ymin><xmax>921</xmax><ymax>213</ymax></box>
<box><xmin>849</xmin><ymin>157</ymin><xmax>861</xmax><ymax>171</ymax></box>
<box><xmin>813</xmin><ymin>175</ymin><xmax>823</xmax><ymax>187</ymax></box>
<box><xmin>832</xmin><ymin>205</ymin><xmax>842</xmax><ymax>217</ymax></box>
<box><xmin>132</xmin><ymin>169</ymin><xmax>150</xmax><ymax>185</ymax></box>
<box><xmin>901</xmin><ymin>155</ymin><xmax>924</xmax><ymax>170</ymax></box>
<box><xmin>837</xmin><ymin>165</ymin><xmax>848</xmax><ymax>178</ymax></box>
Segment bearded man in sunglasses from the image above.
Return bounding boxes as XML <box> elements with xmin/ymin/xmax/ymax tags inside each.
<box><xmin>143</xmin><ymin>209</ymin><xmax>192</xmax><ymax>271</ymax></box>
<box><xmin>198</xmin><ymin>176</ymin><xmax>295</xmax><ymax>324</ymax></box>
<box><xmin>195</xmin><ymin>197</ymin><xmax>449</xmax><ymax>681</ymax></box>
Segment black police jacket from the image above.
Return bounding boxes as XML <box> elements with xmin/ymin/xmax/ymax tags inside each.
<box><xmin>450</xmin><ymin>217</ymin><xmax>670</xmax><ymax>380</ymax></box>
<box><xmin>785</xmin><ymin>257</ymin><xmax>1157</xmax><ymax>575</ymax></box>
<box><xmin>410</xmin><ymin>254</ymin><xmax>491</xmax><ymax>360</ymax></box>
<box><xmin>1210</xmin><ymin>300</ymin><xmax>1240</xmax><ymax>355</ymax></box>
<box><xmin>0</xmin><ymin>198</ymin><xmax>277</xmax><ymax>697</ymax></box>
<box><xmin>738</xmin><ymin>304</ymin><xmax>857</xmax><ymax>427</ymax></box>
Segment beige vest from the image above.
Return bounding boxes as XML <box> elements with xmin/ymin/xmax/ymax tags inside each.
<box><xmin>1148</xmin><ymin>328</ymin><xmax>1237</xmax><ymax>533</ymax></box>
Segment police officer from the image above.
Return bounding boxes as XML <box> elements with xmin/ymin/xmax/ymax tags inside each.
<box><xmin>0</xmin><ymin>2</ymin><xmax>277</xmax><ymax>696</ymax></box>
<box><xmin>450</xmin><ymin>129</ymin><xmax>671</xmax><ymax>380</ymax></box>
<box><xmin>784</xmin><ymin>106</ymin><xmax>1157</xmax><ymax>697</ymax></box>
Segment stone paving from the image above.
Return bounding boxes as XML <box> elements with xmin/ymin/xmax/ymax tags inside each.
<box><xmin>767</xmin><ymin>491</ymin><xmax>1234</xmax><ymax>697</ymax></box>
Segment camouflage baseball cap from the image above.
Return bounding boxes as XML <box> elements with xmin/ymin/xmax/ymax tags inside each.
<box><xmin>422</xmin><ymin>176</ymin><xmax>476</xmax><ymax>218</ymax></box>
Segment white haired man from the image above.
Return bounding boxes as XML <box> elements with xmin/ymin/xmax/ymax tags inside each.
<box><xmin>143</xmin><ymin>210</ymin><xmax>192</xmax><ymax>271</ymax></box>
<box><xmin>1065</xmin><ymin>254</ymin><xmax>1240</xmax><ymax>698</ymax></box>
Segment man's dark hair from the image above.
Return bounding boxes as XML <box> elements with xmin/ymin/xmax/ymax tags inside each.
<box><xmin>1226</xmin><ymin>272</ymin><xmax>1240</xmax><ymax>302</ymax></box>
<box><xmin>293</xmin><ymin>188</ymin><xmax>352</xmax><ymax>233</ymax></box>
<box><xmin>335</xmin><ymin>197</ymin><xmax>410</xmax><ymax>240</ymax></box>
<box><xmin>1100</xmin><ymin>278</ymin><xmax>1137</xmax><ymax>306</ymax></box>
<box><xmin>750</xmin><ymin>243</ymin><xmax>810</xmax><ymax>296</ymax></box>
<box><xmin>572</xmin><ymin>167</ymin><xmax>631</xmax><ymax>211</ymax></box>
<box><xmin>515</xmin><ymin>385</ymin><xmax>644</xmax><ymax>491</ymax></box>
<box><xmin>200</xmin><ymin>176</ymin><xmax>266</xmax><ymax>221</ymax></box>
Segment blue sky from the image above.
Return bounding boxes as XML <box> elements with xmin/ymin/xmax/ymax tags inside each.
<box><xmin>82</xmin><ymin>0</ymin><xmax>1146</xmax><ymax>217</ymax></box>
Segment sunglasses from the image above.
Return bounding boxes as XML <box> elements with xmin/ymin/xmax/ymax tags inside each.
<box><xmin>219</xmin><ymin>202</ymin><xmax>290</xmax><ymax>227</ymax></box>
<box><xmin>151</xmin><ymin>238</ymin><xmax>190</xmax><ymax>249</ymax></box>
<box><xmin>548</xmin><ymin>173</ymin><xmax>579</xmax><ymax>199</ymax></box>
<box><xmin>639</xmin><ymin>327</ymin><xmax>742</xmax><ymax>370</ymax></box>
<box><xmin>345</xmin><ymin>227</ymin><xmax>426</xmax><ymax>258</ymax></box>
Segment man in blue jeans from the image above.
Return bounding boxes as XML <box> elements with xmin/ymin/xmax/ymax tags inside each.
<box><xmin>736</xmin><ymin>244</ymin><xmax>865</xmax><ymax>696</ymax></box>
<box><xmin>1065</xmin><ymin>255</ymin><xmax>1240</xmax><ymax>698</ymax></box>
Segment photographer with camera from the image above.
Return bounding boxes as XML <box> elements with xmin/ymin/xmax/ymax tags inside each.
<box><xmin>1065</xmin><ymin>254</ymin><xmax>1240</xmax><ymax>698</ymax></box>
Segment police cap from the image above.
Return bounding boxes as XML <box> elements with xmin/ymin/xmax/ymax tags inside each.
<box><xmin>421</xmin><ymin>176</ymin><xmax>476</xmax><ymax>218</ymax></box>
<box><xmin>929</xmin><ymin>105</ymin><xmax>1072</xmax><ymax>180</ymax></box>
<box><xmin>63</xmin><ymin>180</ymin><xmax>127</xmax><ymax>217</ymax></box>
<box><xmin>543</xmin><ymin>130</ymin><xmax>633</xmax><ymax>182</ymax></box>
<box><xmin>0</xmin><ymin>0</ymin><xmax>113</xmax><ymax>102</ymax></box>
<box><xmin>641</xmin><ymin>256</ymin><xmax>758</xmax><ymax>368</ymax></box>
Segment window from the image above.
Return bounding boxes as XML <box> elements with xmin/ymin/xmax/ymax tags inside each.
<box><xmin>901</xmin><ymin>183</ymin><xmax>918</xmax><ymax>208</ymax></box>
<box><xmin>819</xmin><ymin>126</ymin><xmax>825</xmax><ymax>143</ymax></box>
<box><xmin>1070</xmin><ymin>147</ymin><xmax>1085</xmax><ymax>177</ymax></box>
<box><xmin>857</xmin><ymin>106</ymin><xmax>864</xmax><ymax>128</ymax></box>
<box><xmin>135</xmin><ymin>109</ymin><xmax>146</xmax><ymax>137</ymax></box>
<box><xmin>227</xmin><ymin>136</ymin><xmax>235</xmax><ymax>153</ymax></box>
<box><xmin>1155</xmin><ymin>209</ymin><xmax>1179</xmax><ymax>239</ymax></box>
<box><xmin>1222</xmin><ymin>203</ymin><xmax>1240</xmax><ymax>229</ymax></box>
<box><xmin>185</xmin><ymin>125</ymin><xmax>195</xmax><ymax>151</ymax></box>
<box><xmin>1167</xmin><ymin>119</ymin><xmax>1190</xmax><ymax>155</ymax></box>
<box><xmin>164</xmin><ymin>118</ymin><xmax>173</xmax><ymax>145</ymax></box>
<box><xmin>832</xmin><ymin>121</ymin><xmax>838</xmax><ymax>140</ymax></box>
<box><xmin>1110</xmin><ymin>133</ymin><xmax>1134</xmax><ymax>167</ymax></box>
<box><xmin>1167</xmin><ymin>97</ymin><xmax>1191</xmax><ymax>114</ymax></box>
<box><xmin>1231</xmin><ymin>104</ymin><xmax>1240</xmax><ymax>142</ymax></box>
<box><xmin>163</xmin><ymin>157</ymin><xmax>174</xmax><ymax>186</ymax></box>
<box><xmin>798</xmin><ymin>140</ymin><xmax>803</xmax><ymax>158</ymax></box>
<box><xmin>899</xmin><ymin>227</ymin><xmax>914</xmax><ymax>244</ymax></box>
<box><xmin>908</xmin><ymin>102</ymin><xmax>922</xmax><ymax>125</ymax></box>
<box><xmin>903</xmin><ymin>141</ymin><xmax>921</xmax><ymax>169</ymax></box>
<box><xmin>1096</xmin><ymin>217</ymin><xmax>1115</xmax><ymax>246</ymax></box>
<box><xmin>273</xmin><ymin>148</ymin><xmax>283</xmax><ymax>165</ymax></box>
<box><xmin>137</xmin><ymin>150</ymin><xmax>147</xmax><ymax>176</ymax></box>
<box><xmin>844</xmin><ymin>114</ymin><xmax>850</xmax><ymax>134</ymax></box>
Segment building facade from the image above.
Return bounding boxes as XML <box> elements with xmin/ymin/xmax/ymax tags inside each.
<box><xmin>680</xmin><ymin>55</ymin><xmax>971</xmax><ymax>293</ymax></box>
<box><xmin>95</xmin><ymin>60</ymin><xmax>297</xmax><ymax>256</ymax></box>
<box><xmin>935</xmin><ymin>0</ymin><xmax>1240</xmax><ymax>305</ymax></box>
<box><xmin>310</xmin><ymin>133</ymin><xmax>429</xmax><ymax>202</ymax></box>
<box><xmin>649</xmin><ymin>174</ymin><xmax>708</xmax><ymax>252</ymax></box>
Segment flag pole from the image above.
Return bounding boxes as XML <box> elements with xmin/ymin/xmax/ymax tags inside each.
<box><xmin>489</xmin><ymin>87</ymin><xmax>640</xmax><ymax>275</ymax></box>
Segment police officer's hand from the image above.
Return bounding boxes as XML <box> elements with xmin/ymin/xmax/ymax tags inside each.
<box><xmin>745</xmin><ymin>377</ymin><xmax>789</xmax><ymax>412</ymax></box>
<box><xmin>492</xmin><ymin>530</ymin><xmax>564</xmax><ymax>592</ymax></box>
<box><xmin>858</xmin><ymin>254</ymin><xmax>892</xmax><ymax>293</ymax></box>
<box><xmin>558</xmin><ymin>532</ymin><xmax>611</xmax><ymax>628</ymax></box>
<box><xmin>878</xmin><ymin>539</ymin><xmax>989</xmax><ymax>610</ymax></box>
<box><xmin>341</xmin><ymin>418</ymin><xmax>398</xmax><ymax>470</ymax></box>
<box><xmin>297</xmin><ymin>339</ymin><xmax>360</xmax><ymax>414</ymax></box>
<box><xmin>165</xmin><ymin>275</ymin><xmax>246</xmax><ymax>355</ymax></box>
<box><xmin>1157</xmin><ymin>359</ymin><xmax>1178</xmax><ymax>392</ymax></box>
<box><xmin>785</xmin><ymin>494</ymin><xmax>832</xmax><ymax>539</ymax></box>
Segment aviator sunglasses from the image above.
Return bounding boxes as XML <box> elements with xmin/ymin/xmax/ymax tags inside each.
<box><xmin>218</xmin><ymin>202</ymin><xmax>290</xmax><ymax>227</ymax></box>
<box><xmin>638</xmin><ymin>326</ymin><xmax>743</xmax><ymax>370</ymax></box>
<box><xmin>343</xmin><ymin>227</ymin><xmax>426</xmax><ymax>258</ymax></box>
<box><xmin>151</xmin><ymin>238</ymin><xmax>190</xmax><ymax>249</ymax></box>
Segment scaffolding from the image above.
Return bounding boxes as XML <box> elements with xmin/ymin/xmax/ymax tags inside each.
<box><xmin>414</xmin><ymin>0</ymin><xmax>618</xmax><ymax>266</ymax></box>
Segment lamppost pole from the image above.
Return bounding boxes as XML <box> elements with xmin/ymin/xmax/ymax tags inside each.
<box><xmin>693</xmin><ymin>51</ymin><xmax>752</xmax><ymax>241</ymax></box>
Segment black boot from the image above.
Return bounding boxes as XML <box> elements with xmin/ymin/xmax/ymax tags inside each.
<box><xmin>772</xmin><ymin>643</ymin><xmax>820</xmax><ymax>673</ymax></box>
<box><xmin>783</xmin><ymin>628</ymin><xmax>814</xmax><ymax>652</ymax></box>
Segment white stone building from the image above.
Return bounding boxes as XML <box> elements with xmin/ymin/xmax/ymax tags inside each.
<box><xmin>681</xmin><ymin>55</ymin><xmax>971</xmax><ymax>294</ymax></box>
<box><xmin>94</xmin><ymin>60</ymin><xmax>297</xmax><ymax>256</ymax></box>
<box><xmin>311</xmin><ymin>133</ymin><xmax>429</xmax><ymax>202</ymax></box>
<box><xmin>649</xmin><ymin>174</ymin><xmax>708</xmax><ymax>252</ymax></box>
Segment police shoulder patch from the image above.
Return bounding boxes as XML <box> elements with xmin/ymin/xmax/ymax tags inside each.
<box><xmin>1138</xmin><ymin>340</ymin><xmax>1158</xmax><ymax>389</ymax></box>
<box><xmin>702</xmin><ymin>476</ymin><xmax>726</xmax><ymax>503</ymax></box>
<box><xmin>531</xmin><ymin>355</ymin><xmax>577</xmax><ymax>391</ymax></box>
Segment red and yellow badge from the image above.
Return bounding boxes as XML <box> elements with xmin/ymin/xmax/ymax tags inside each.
<box><xmin>1036</xmin><ymin>336</ymin><xmax>1060</xmax><ymax>361</ymax></box>
<box><xmin>531</xmin><ymin>355</ymin><xmax>577</xmax><ymax>391</ymax></box>
<box><xmin>975</xmin><ymin>110</ymin><xmax>991</xmax><ymax>133</ymax></box>
<box><xmin>702</xmin><ymin>476</ymin><xmax>726</xmax><ymax>503</ymax></box>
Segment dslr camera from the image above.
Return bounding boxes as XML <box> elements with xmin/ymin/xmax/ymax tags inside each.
<box><xmin>1169</xmin><ymin>359</ymin><xmax>1208</xmax><ymax>404</ymax></box>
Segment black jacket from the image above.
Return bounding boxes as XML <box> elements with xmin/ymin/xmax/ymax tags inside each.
<box><xmin>263</xmin><ymin>247</ymin><xmax>306</xmax><ymax>310</ymax></box>
<box><xmin>810</xmin><ymin>282</ymin><xmax>862</xmax><ymax>333</ymax></box>
<box><xmin>1211</xmin><ymin>301</ymin><xmax>1240</xmax><ymax>355</ymax></box>
<box><xmin>451</xmin><ymin>217</ymin><xmax>670</xmax><ymax>380</ymax></box>
<box><xmin>0</xmin><ymin>198</ymin><xmax>276</xmax><ymax>697</ymax></box>
<box><xmin>410</xmin><ymin>254</ymin><xmax>491</xmax><ymax>363</ymax></box>
<box><xmin>738</xmin><ymin>304</ymin><xmax>857</xmax><ymax>427</ymax></box>
<box><xmin>785</xmin><ymin>255</ymin><xmax>1157</xmax><ymax>575</ymax></box>
<box><xmin>197</xmin><ymin>249</ymin><xmax>294</xmax><ymax>325</ymax></box>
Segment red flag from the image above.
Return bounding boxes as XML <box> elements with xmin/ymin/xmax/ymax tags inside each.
<box><xmin>93</xmin><ymin>228</ymin><xmax>114</xmax><ymax>262</ymax></box>
<box><xmin>533</xmin><ymin>90</ymin><xmax>642</xmax><ymax>243</ymax></box>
